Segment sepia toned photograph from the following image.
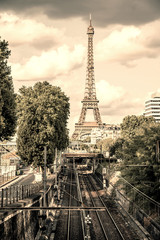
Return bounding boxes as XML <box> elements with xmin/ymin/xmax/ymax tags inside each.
<box><xmin>0</xmin><ymin>1</ymin><xmax>160</xmax><ymax>239</ymax></box>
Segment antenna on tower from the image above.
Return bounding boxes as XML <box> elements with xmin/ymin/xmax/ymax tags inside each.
<box><xmin>90</xmin><ymin>13</ymin><xmax>92</xmax><ymax>26</ymax></box>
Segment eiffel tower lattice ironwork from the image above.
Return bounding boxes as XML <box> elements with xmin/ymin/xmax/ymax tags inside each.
<box><xmin>72</xmin><ymin>16</ymin><xmax>103</xmax><ymax>140</ymax></box>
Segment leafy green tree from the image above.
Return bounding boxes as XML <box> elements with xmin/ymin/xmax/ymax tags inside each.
<box><xmin>109</xmin><ymin>138</ymin><xmax>124</xmax><ymax>159</ymax></box>
<box><xmin>120</xmin><ymin>115</ymin><xmax>155</xmax><ymax>139</ymax></box>
<box><xmin>0</xmin><ymin>38</ymin><xmax>17</xmax><ymax>141</ymax></box>
<box><xmin>16</xmin><ymin>81</ymin><xmax>70</xmax><ymax>167</ymax></box>
<box><xmin>111</xmin><ymin>115</ymin><xmax>156</xmax><ymax>160</ymax></box>
<box><xmin>81</xmin><ymin>143</ymin><xmax>89</xmax><ymax>151</ymax></box>
<box><xmin>110</xmin><ymin>115</ymin><xmax>160</xmax><ymax>200</ymax></box>
<box><xmin>96</xmin><ymin>138</ymin><xmax>113</xmax><ymax>152</ymax></box>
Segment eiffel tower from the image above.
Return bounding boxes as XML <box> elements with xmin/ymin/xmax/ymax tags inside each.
<box><xmin>72</xmin><ymin>16</ymin><xmax>104</xmax><ymax>140</ymax></box>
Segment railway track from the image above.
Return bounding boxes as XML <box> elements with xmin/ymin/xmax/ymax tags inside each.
<box><xmin>54</xmin><ymin>165</ymin><xmax>85</xmax><ymax>240</ymax></box>
<box><xmin>81</xmin><ymin>174</ymin><xmax>125</xmax><ymax>240</ymax></box>
<box><xmin>80</xmin><ymin>174</ymin><xmax>141</xmax><ymax>240</ymax></box>
<box><xmin>39</xmin><ymin>167</ymin><xmax>144</xmax><ymax>239</ymax></box>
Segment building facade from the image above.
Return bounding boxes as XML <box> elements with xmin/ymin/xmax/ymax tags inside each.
<box><xmin>144</xmin><ymin>93</ymin><xmax>160</xmax><ymax>122</ymax></box>
<box><xmin>90</xmin><ymin>125</ymin><xmax>121</xmax><ymax>144</ymax></box>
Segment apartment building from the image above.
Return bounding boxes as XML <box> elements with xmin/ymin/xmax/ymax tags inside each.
<box><xmin>144</xmin><ymin>93</ymin><xmax>160</xmax><ymax>122</ymax></box>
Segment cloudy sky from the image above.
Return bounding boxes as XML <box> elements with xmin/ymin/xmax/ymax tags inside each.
<box><xmin>1</xmin><ymin>0</ymin><xmax>160</xmax><ymax>135</ymax></box>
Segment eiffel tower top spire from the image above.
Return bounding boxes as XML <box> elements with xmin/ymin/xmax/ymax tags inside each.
<box><xmin>83</xmin><ymin>15</ymin><xmax>97</xmax><ymax>101</ymax></box>
<box><xmin>89</xmin><ymin>13</ymin><xmax>92</xmax><ymax>27</ymax></box>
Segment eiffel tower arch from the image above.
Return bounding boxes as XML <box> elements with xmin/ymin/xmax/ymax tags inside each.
<box><xmin>72</xmin><ymin>16</ymin><xmax>104</xmax><ymax>140</ymax></box>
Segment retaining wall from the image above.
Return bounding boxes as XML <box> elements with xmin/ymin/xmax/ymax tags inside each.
<box><xmin>0</xmin><ymin>195</ymin><xmax>41</xmax><ymax>240</ymax></box>
<box><xmin>0</xmin><ymin>184</ymin><xmax>54</xmax><ymax>240</ymax></box>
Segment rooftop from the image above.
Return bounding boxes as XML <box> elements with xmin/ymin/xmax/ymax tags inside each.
<box><xmin>151</xmin><ymin>92</ymin><xmax>160</xmax><ymax>98</ymax></box>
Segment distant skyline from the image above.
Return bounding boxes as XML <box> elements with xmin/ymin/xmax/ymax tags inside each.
<box><xmin>0</xmin><ymin>0</ymin><xmax>160</xmax><ymax>134</ymax></box>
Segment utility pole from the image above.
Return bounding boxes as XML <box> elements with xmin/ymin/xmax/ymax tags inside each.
<box><xmin>73</xmin><ymin>157</ymin><xmax>75</xmax><ymax>169</ymax></box>
<box><xmin>93</xmin><ymin>158</ymin><xmax>95</xmax><ymax>173</ymax></box>
<box><xmin>59</xmin><ymin>150</ymin><xmax>61</xmax><ymax>165</ymax></box>
<box><xmin>55</xmin><ymin>148</ymin><xmax>58</xmax><ymax>187</ymax></box>
<box><xmin>100</xmin><ymin>144</ymin><xmax>102</xmax><ymax>164</ymax></box>
<box><xmin>156</xmin><ymin>140</ymin><xmax>160</xmax><ymax>163</ymax></box>
<box><xmin>44</xmin><ymin>146</ymin><xmax>47</xmax><ymax>209</ymax></box>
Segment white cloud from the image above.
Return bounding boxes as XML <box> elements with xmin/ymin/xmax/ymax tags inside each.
<box><xmin>96</xmin><ymin>80</ymin><xmax>143</xmax><ymax>119</ymax></box>
<box><xmin>11</xmin><ymin>44</ymin><xmax>85</xmax><ymax>81</ymax></box>
<box><xmin>95</xmin><ymin>20</ymin><xmax>160</xmax><ymax>66</ymax></box>
<box><xmin>0</xmin><ymin>13</ymin><xmax>87</xmax><ymax>83</ymax></box>
<box><xmin>0</xmin><ymin>13</ymin><xmax>64</xmax><ymax>48</ymax></box>
<box><xmin>96</xmin><ymin>80</ymin><xmax>126</xmax><ymax>104</ymax></box>
<box><xmin>96</xmin><ymin>26</ymin><xmax>141</xmax><ymax>65</ymax></box>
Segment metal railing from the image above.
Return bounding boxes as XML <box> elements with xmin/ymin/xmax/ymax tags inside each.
<box><xmin>0</xmin><ymin>182</ymin><xmax>43</xmax><ymax>207</ymax></box>
<box><xmin>0</xmin><ymin>170</ymin><xmax>16</xmax><ymax>185</ymax></box>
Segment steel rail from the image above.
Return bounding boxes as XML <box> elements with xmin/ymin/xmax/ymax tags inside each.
<box><xmin>88</xmin><ymin>174</ymin><xmax>125</xmax><ymax>240</ymax></box>
<box><xmin>82</xmin><ymin>175</ymin><xmax>109</xmax><ymax>240</ymax></box>
<box><xmin>0</xmin><ymin>206</ymin><xmax>106</xmax><ymax>211</ymax></box>
<box><xmin>66</xmin><ymin>165</ymin><xmax>86</xmax><ymax>240</ymax></box>
<box><xmin>76</xmin><ymin>171</ymin><xmax>86</xmax><ymax>239</ymax></box>
<box><xmin>85</xmin><ymin>174</ymin><xmax>153</xmax><ymax>240</ymax></box>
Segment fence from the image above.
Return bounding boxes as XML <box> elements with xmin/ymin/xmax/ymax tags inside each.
<box><xmin>108</xmin><ymin>176</ymin><xmax>160</xmax><ymax>240</ymax></box>
<box><xmin>0</xmin><ymin>170</ymin><xmax>16</xmax><ymax>186</ymax></box>
<box><xmin>116</xmin><ymin>177</ymin><xmax>160</xmax><ymax>219</ymax></box>
<box><xmin>0</xmin><ymin>182</ymin><xmax>43</xmax><ymax>207</ymax></box>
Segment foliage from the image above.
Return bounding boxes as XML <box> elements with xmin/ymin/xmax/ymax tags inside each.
<box><xmin>110</xmin><ymin>115</ymin><xmax>160</xmax><ymax>201</ymax></box>
<box><xmin>80</xmin><ymin>143</ymin><xmax>89</xmax><ymax>151</ymax></box>
<box><xmin>0</xmin><ymin>38</ymin><xmax>17</xmax><ymax>141</ymax></box>
<box><xmin>120</xmin><ymin>115</ymin><xmax>155</xmax><ymax>139</ymax></box>
<box><xmin>109</xmin><ymin>138</ymin><xmax>124</xmax><ymax>159</ymax></box>
<box><xmin>96</xmin><ymin>138</ymin><xmax>114</xmax><ymax>152</ymax></box>
<box><xmin>16</xmin><ymin>81</ymin><xmax>70</xmax><ymax>167</ymax></box>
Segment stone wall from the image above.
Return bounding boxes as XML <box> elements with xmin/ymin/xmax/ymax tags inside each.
<box><xmin>0</xmin><ymin>183</ymin><xmax>54</xmax><ymax>240</ymax></box>
<box><xmin>0</xmin><ymin>195</ymin><xmax>41</xmax><ymax>240</ymax></box>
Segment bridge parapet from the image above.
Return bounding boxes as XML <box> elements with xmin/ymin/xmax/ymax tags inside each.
<box><xmin>62</xmin><ymin>153</ymin><xmax>98</xmax><ymax>159</ymax></box>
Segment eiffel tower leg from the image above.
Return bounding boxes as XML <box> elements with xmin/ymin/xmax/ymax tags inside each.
<box><xmin>72</xmin><ymin>107</ymin><xmax>87</xmax><ymax>140</ymax></box>
<box><xmin>78</xmin><ymin>107</ymin><xmax>87</xmax><ymax>124</ymax></box>
<box><xmin>93</xmin><ymin>108</ymin><xmax>102</xmax><ymax>125</ymax></box>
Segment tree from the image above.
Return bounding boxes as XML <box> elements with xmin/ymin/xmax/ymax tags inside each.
<box><xmin>109</xmin><ymin>138</ymin><xmax>124</xmax><ymax>159</ymax></box>
<box><xmin>120</xmin><ymin>115</ymin><xmax>155</xmax><ymax>139</ymax></box>
<box><xmin>110</xmin><ymin>115</ymin><xmax>160</xmax><ymax>200</ymax></box>
<box><xmin>0</xmin><ymin>38</ymin><xmax>17</xmax><ymax>141</ymax></box>
<box><xmin>16</xmin><ymin>81</ymin><xmax>70</xmax><ymax>167</ymax></box>
<box><xmin>96</xmin><ymin>138</ymin><xmax>114</xmax><ymax>152</ymax></box>
<box><xmin>111</xmin><ymin>115</ymin><xmax>156</xmax><ymax>162</ymax></box>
